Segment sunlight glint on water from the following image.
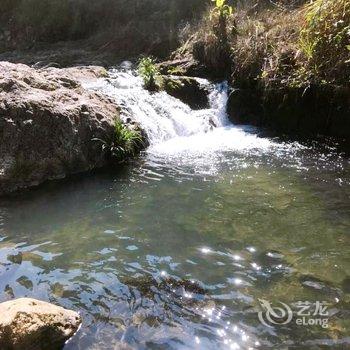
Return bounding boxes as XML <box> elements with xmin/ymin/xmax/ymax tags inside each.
<box><xmin>0</xmin><ymin>64</ymin><xmax>348</xmax><ymax>350</ymax></box>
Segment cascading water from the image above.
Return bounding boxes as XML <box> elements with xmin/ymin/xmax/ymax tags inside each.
<box><xmin>84</xmin><ymin>62</ymin><xmax>275</xmax><ymax>165</ymax></box>
<box><xmin>83</xmin><ymin>62</ymin><xmax>326</xmax><ymax>184</ymax></box>
<box><xmin>85</xmin><ymin>65</ymin><xmax>229</xmax><ymax>142</ymax></box>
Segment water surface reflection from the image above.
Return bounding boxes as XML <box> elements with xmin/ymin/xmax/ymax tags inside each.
<box><xmin>0</xmin><ymin>136</ymin><xmax>349</xmax><ymax>349</ymax></box>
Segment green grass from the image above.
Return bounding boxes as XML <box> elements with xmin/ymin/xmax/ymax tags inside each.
<box><xmin>94</xmin><ymin>119</ymin><xmax>143</xmax><ymax>163</ymax></box>
<box><xmin>113</xmin><ymin>119</ymin><xmax>143</xmax><ymax>159</ymax></box>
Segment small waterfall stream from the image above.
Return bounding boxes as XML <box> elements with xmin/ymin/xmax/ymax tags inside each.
<box><xmin>84</xmin><ymin>63</ymin><xmax>275</xmax><ymax>163</ymax></box>
<box><xmin>85</xmin><ymin>66</ymin><xmax>229</xmax><ymax>143</ymax></box>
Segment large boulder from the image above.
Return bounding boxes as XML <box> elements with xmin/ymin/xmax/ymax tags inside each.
<box><xmin>0</xmin><ymin>62</ymin><xmax>136</xmax><ymax>195</ymax></box>
<box><xmin>0</xmin><ymin>298</ymin><xmax>81</xmax><ymax>350</ymax></box>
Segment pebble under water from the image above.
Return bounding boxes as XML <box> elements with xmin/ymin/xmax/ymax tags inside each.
<box><xmin>0</xmin><ymin>66</ymin><xmax>349</xmax><ymax>349</ymax></box>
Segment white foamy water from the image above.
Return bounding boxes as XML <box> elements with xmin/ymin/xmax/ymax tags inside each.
<box><xmin>84</xmin><ymin>67</ymin><xmax>229</xmax><ymax>143</ymax></box>
<box><xmin>84</xmin><ymin>63</ymin><xmax>292</xmax><ymax>167</ymax></box>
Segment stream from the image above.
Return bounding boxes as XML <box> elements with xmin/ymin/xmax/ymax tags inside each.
<box><xmin>0</xmin><ymin>64</ymin><xmax>349</xmax><ymax>349</ymax></box>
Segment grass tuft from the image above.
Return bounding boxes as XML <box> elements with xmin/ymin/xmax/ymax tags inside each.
<box><xmin>299</xmin><ymin>0</ymin><xmax>350</xmax><ymax>84</ymax></box>
<box><xmin>94</xmin><ymin>119</ymin><xmax>143</xmax><ymax>163</ymax></box>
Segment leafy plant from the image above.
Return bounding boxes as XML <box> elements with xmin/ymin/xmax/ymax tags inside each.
<box><xmin>210</xmin><ymin>0</ymin><xmax>234</xmax><ymax>20</ymax></box>
<box><xmin>94</xmin><ymin>119</ymin><xmax>143</xmax><ymax>162</ymax></box>
<box><xmin>137</xmin><ymin>57</ymin><xmax>162</xmax><ymax>91</ymax></box>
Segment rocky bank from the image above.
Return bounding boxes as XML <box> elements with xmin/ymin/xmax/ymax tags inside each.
<box><xmin>0</xmin><ymin>62</ymin><xmax>140</xmax><ymax>196</ymax></box>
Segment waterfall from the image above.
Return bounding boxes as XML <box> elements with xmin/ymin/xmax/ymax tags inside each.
<box><xmin>84</xmin><ymin>62</ymin><xmax>276</xmax><ymax>166</ymax></box>
<box><xmin>84</xmin><ymin>65</ymin><xmax>230</xmax><ymax>145</ymax></box>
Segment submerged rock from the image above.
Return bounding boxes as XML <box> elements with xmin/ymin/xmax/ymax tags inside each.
<box><xmin>123</xmin><ymin>274</ymin><xmax>208</xmax><ymax>299</ymax></box>
<box><xmin>342</xmin><ymin>277</ymin><xmax>350</xmax><ymax>294</ymax></box>
<box><xmin>0</xmin><ymin>62</ymin><xmax>142</xmax><ymax>195</ymax></box>
<box><xmin>299</xmin><ymin>275</ymin><xmax>343</xmax><ymax>298</ymax></box>
<box><xmin>122</xmin><ymin>274</ymin><xmax>212</xmax><ymax>311</ymax></box>
<box><xmin>0</xmin><ymin>298</ymin><xmax>81</xmax><ymax>350</ymax></box>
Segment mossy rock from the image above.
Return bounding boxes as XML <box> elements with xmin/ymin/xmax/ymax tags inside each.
<box><xmin>163</xmin><ymin>75</ymin><xmax>210</xmax><ymax>110</ymax></box>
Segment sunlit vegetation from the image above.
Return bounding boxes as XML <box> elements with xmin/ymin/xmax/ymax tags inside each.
<box><xmin>175</xmin><ymin>0</ymin><xmax>349</xmax><ymax>87</ymax></box>
<box><xmin>137</xmin><ymin>57</ymin><xmax>163</xmax><ymax>91</ymax></box>
<box><xmin>172</xmin><ymin>0</ymin><xmax>235</xmax><ymax>77</ymax></box>
<box><xmin>94</xmin><ymin>119</ymin><xmax>143</xmax><ymax>162</ymax></box>
<box><xmin>210</xmin><ymin>0</ymin><xmax>234</xmax><ymax>20</ymax></box>
<box><xmin>299</xmin><ymin>0</ymin><xmax>350</xmax><ymax>84</ymax></box>
<box><xmin>232</xmin><ymin>2</ymin><xmax>303</xmax><ymax>88</ymax></box>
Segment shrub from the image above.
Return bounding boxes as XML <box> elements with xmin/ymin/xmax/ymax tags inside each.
<box><xmin>94</xmin><ymin>119</ymin><xmax>143</xmax><ymax>163</ymax></box>
<box><xmin>172</xmin><ymin>1</ymin><xmax>235</xmax><ymax>78</ymax></box>
<box><xmin>299</xmin><ymin>0</ymin><xmax>350</xmax><ymax>84</ymax></box>
<box><xmin>210</xmin><ymin>0</ymin><xmax>235</xmax><ymax>48</ymax></box>
<box><xmin>137</xmin><ymin>57</ymin><xmax>163</xmax><ymax>91</ymax></box>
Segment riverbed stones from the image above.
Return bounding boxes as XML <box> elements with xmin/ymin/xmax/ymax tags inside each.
<box><xmin>0</xmin><ymin>298</ymin><xmax>81</xmax><ymax>350</ymax></box>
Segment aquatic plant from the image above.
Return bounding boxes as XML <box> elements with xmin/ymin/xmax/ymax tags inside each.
<box><xmin>137</xmin><ymin>57</ymin><xmax>162</xmax><ymax>91</ymax></box>
<box><xmin>94</xmin><ymin>119</ymin><xmax>143</xmax><ymax>162</ymax></box>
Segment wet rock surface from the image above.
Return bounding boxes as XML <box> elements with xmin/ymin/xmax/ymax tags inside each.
<box><xmin>0</xmin><ymin>298</ymin><xmax>81</xmax><ymax>350</ymax></box>
<box><xmin>158</xmin><ymin>58</ymin><xmax>208</xmax><ymax>78</ymax></box>
<box><xmin>0</xmin><ymin>62</ymin><xmax>138</xmax><ymax>196</ymax></box>
<box><xmin>163</xmin><ymin>75</ymin><xmax>210</xmax><ymax>110</ymax></box>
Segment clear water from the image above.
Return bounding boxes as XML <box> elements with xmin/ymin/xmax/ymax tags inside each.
<box><xmin>0</xmin><ymin>66</ymin><xmax>349</xmax><ymax>349</ymax></box>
